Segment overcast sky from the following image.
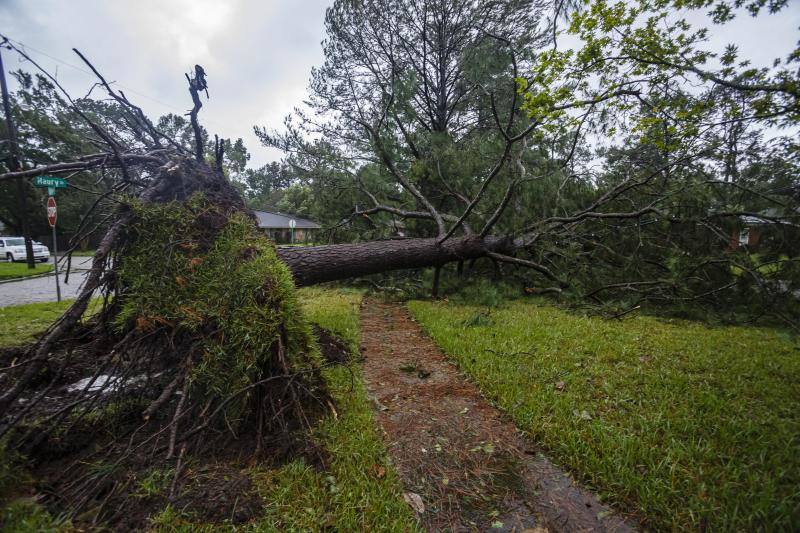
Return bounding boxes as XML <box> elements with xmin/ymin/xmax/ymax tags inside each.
<box><xmin>0</xmin><ymin>0</ymin><xmax>332</xmax><ymax>167</ymax></box>
<box><xmin>0</xmin><ymin>1</ymin><xmax>797</xmax><ymax>169</ymax></box>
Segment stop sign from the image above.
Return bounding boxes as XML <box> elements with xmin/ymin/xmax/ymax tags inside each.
<box><xmin>47</xmin><ymin>196</ymin><xmax>57</xmax><ymax>227</ymax></box>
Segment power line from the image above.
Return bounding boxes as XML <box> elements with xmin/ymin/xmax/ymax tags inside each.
<box><xmin>1</xmin><ymin>34</ymin><xmax>253</xmax><ymax>151</ymax></box>
<box><xmin>3</xmin><ymin>34</ymin><xmax>187</xmax><ymax>114</ymax></box>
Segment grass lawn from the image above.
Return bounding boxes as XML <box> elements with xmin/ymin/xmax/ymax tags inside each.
<box><xmin>408</xmin><ymin>299</ymin><xmax>800</xmax><ymax>531</ymax></box>
<box><xmin>0</xmin><ymin>262</ymin><xmax>53</xmax><ymax>281</ymax></box>
<box><xmin>244</xmin><ymin>287</ymin><xmax>418</xmax><ymax>531</ymax></box>
<box><xmin>0</xmin><ymin>289</ymin><xmax>417</xmax><ymax>531</ymax></box>
<box><xmin>0</xmin><ymin>299</ymin><xmax>74</xmax><ymax>346</ymax></box>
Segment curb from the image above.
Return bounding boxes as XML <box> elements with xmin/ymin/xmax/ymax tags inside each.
<box><xmin>0</xmin><ymin>271</ymin><xmax>55</xmax><ymax>284</ymax></box>
<box><xmin>0</xmin><ymin>269</ymin><xmax>91</xmax><ymax>285</ymax></box>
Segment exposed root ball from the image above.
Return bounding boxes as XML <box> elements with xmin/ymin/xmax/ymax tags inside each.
<box><xmin>116</xmin><ymin>194</ymin><xmax>324</xmax><ymax>425</ymax></box>
<box><xmin>0</xmin><ymin>192</ymin><xmax>330</xmax><ymax>524</ymax></box>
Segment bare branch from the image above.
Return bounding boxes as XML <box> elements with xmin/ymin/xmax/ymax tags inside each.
<box><xmin>487</xmin><ymin>252</ymin><xmax>568</xmax><ymax>288</ymax></box>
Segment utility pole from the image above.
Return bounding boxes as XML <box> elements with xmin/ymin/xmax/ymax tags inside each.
<box><xmin>0</xmin><ymin>41</ymin><xmax>35</xmax><ymax>269</ymax></box>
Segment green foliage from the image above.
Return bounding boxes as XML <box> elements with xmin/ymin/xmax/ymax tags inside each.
<box><xmin>237</xmin><ymin>161</ymin><xmax>293</xmax><ymax>211</ymax></box>
<box><xmin>155</xmin><ymin>114</ymin><xmax>251</xmax><ymax>181</ymax></box>
<box><xmin>514</xmin><ymin>0</ymin><xmax>800</xmax><ymax>318</ymax></box>
<box><xmin>523</xmin><ymin>0</ymin><xmax>798</xmax><ymax>130</ymax></box>
<box><xmin>0</xmin><ymin>71</ymin><xmax>112</xmax><ymax>240</ymax></box>
<box><xmin>275</xmin><ymin>184</ymin><xmax>314</xmax><ymax>217</ymax></box>
<box><xmin>447</xmin><ymin>278</ymin><xmax>521</xmax><ymax>308</ymax></box>
<box><xmin>116</xmin><ymin>195</ymin><xmax>318</xmax><ymax>416</ymax></box>
<box><xmin>409</xmin><ymin>299</ymin><xmax>800</xmax><ymax>530</ymax></box>
<box><xmin>0</xmin><ymin>499</ymin><xmax>69</xmax><ymax>533</ymax></box>
<box><xmin>264</xmin><ymin>0</ymin><xmax>570</xmax><ymax>244</ymax></box>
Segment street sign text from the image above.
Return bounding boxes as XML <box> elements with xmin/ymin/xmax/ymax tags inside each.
<box><xmin>34</xmin><ymin>176</ymin><xmax>68</xmax><ymax>189</ymax></box>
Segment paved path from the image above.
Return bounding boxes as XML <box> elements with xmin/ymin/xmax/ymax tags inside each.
<box><xmin>360</xmin><ymin>299</ymin><xmax>635</xmax><ymax>532</ymax></box>
<box><xmin>0</xmin><ymin>257</ymin><xmax>93</xmax><ymax>307</ymax></box>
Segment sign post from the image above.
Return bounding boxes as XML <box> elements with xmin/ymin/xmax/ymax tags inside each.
<box><xmin>33</xmin><ymin>175</ymin><xmax>68</xmax><ymax>302</ymax></box>
<box><xmin>289</xmin><ymin>219</ymin><xmax>296</xmax><ymax>244</ymax></box>
<box><xmin>47</xmin><ymin>196</ymin><xmax>61</xmax><ymax>302</ymax></box>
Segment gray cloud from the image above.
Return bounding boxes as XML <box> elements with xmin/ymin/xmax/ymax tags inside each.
<box><xmin>0</xmin><ymin>0</ymin><xmax>331</xmax><ymax>167</ymax></box>
<box><xmin>1</xmin><ymin>1</ymin><xmax>797</xmax><ymax>168</ymax></box>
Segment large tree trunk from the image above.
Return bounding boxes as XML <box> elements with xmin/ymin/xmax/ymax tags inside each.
<box><xmin>277</xmin><ymin>235</ymin><xmax>515</xmax><ymax>287</ymax></box>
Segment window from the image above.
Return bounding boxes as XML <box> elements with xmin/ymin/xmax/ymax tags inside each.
<box><xmin>738</xmin><ymin>228</ymin><xmax>750</xmax><ymax>246</ymax></box>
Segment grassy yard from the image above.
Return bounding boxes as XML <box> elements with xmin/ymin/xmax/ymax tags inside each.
<box><xmin>0</xmin><ymin>299</ymin><xmax>74</xmax><ymax>346</ymax></box>
<box><xmin>244</xmin><ymin>287</ymin><xmax>417</xmax><ymax>531</ymax></box>
<box><xmin>408</xmin><ymin>299</ymin><xmax>800</xmax><ymax>531</ymax></box>
<box><xmin>152</xmin><ymin>287</ymin><xmax>417</xmax><ymax>531</ymax></box>
<box><xmin>0</xmin><ymin>262</ymin><xmax>53</xmax><ymax>281</ymax></box>
<box><xmin>0</xmin><ymin>289</ymin><xmax>416</xmax><ymax>531</ymax></box>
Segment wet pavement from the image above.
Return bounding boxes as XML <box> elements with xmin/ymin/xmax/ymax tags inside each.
<box><xmin>0</xmin><ymin>257</ymin><xmax>93</xmax><ymax>307</ymax></box>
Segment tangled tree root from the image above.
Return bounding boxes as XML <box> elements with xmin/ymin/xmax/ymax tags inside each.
<box><xmin>0</xmin><ymin>158</ymin><xmax>333</xmax><ymax>525</ymax></box>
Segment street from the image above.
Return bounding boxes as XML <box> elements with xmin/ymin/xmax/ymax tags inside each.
<box><xmin>0</xmin><ymin>257</ymin><xmax>92</xmax><ymax>307</ymax></box>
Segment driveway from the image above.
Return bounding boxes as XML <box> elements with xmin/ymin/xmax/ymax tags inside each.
<box><xmin>0</xmin><ymin>257</ymin><xmax>93</xmax><ymax>307</ymax></box>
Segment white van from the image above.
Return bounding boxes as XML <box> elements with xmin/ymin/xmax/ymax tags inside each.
<box><xmin>0</xmin><ymin>237</ymin><xmax>50</xmax><ymax>262</ymax></box>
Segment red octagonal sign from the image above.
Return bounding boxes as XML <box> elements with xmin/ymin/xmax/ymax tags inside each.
<box><xmin>47</xmin><ymin>196</ymin><xmax>57</xmax><ymax>228</ymax></box>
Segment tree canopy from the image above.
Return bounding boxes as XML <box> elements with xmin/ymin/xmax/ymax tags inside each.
<box><xmin>259</xmin><ymin>0</ymin><xmax>799</xmax><ymax>323</ymax></box>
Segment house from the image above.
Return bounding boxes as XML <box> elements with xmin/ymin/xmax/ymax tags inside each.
<box><xmin>253</xmin><ymin>210</ymin><xmax>321</xmax><ymax>244</ymax></box>
<box><xmin>730</xmin><ymin>208</ymin><xmax>799</xmax><ymax>252</ymax></box>
<box><xmin>733</xmin><ymin>214</ymin><xmax>766</xmax><ymax>249</ymax></box>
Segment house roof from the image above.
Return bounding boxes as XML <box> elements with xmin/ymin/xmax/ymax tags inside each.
<box><xmin>740</xmin><ymin>215</ymin><xmax>774</xmax><ymax>225</ymax></box>
<box><xmin>740</xmin><ymin>207</ymin><xmax>799</xmax><ymax>226</ymax></box>
<box><xmin>253</xmin><ymin>210</ymin><xmax>321</xmax><ymax>229</ymax></box>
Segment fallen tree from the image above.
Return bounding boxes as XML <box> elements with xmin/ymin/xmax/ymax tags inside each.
<box><xmin>0</xmin><ymin>157</ymin><xmax>333</xmax><ymax>523</ymax></box>
<box><xmin>0</xmin><ymin>0</ymin><xmax>798</xmax><ymax>521</ymax></box>
<box><xmin>0</xmin><ymin>44</ymin><xmax>552</xmax><ymax>523</ymax></box>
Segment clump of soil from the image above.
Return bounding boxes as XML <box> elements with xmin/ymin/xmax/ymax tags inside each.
<box><xmin>314</xmin><ymin>325</ymin><xmax>352</xmax><ymax>364</ymax></box>
<box><xmin>0</xmin><ymin>189</ymin><xmax>338</xmax><ymax>525</ymax></box>
<box><xmin>170</xmin><ymin>465</ymin><xmax>263</xmax><ymax>524</ymax></box>
<box><xmin>0</xmin><ymin>346</ymin><xmax>25</xmax><ymax>363</ymax></box>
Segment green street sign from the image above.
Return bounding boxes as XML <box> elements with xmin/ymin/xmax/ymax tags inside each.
<box><xmin>33</xmin><ymin>176</ymin><xmax>68</xmax><ymax>189</ymax></box>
